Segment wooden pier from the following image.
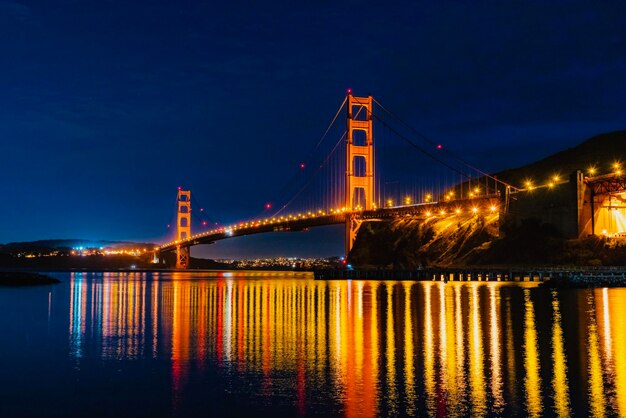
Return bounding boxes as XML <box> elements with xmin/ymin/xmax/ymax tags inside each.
<box><xmin>314</xmin><ymin>266</ymin><xmax>626</xmax><ymax>284</ymax></box>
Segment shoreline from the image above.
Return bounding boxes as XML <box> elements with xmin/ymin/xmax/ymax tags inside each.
<box><xmin>0</xmin><ymin>272</ymin><xmax>61</xmax><ymax>286</ymax></box>
<box><xmin>3</xmin><ymin>263</ymin><xmax>625</xmax><ymax>272</ymax></box>
<box><xmin>313</xmin><ymin>266</ymin><xmax>626</xmax><ymax>287</ymax></box>
<box><xmin>2</xmin><ymin>267</ymin><xmax>625</xmax><ymax>288</ymax></box>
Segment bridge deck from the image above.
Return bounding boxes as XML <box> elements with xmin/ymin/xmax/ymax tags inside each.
<box><xmin>158</xmin><ymin>195</ymin><xmax>500</xmax><ymax>252</ymax></box>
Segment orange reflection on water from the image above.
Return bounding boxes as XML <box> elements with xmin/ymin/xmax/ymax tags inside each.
<box><xmin>423</xmin><ymin>282</ymin><xmax>436</xmax><ymax>417</ymax></box>
<box><xmin>550</xmin><ymin>290</ymin><xmax>570</xmax><ymax>417</ymax></box>
<box><xmin>438</xmin><ymin>282</ymin><xmax>448</xmax><ymax>408</ymax></box>
<box><xmin>403</xmin><ymin>282</ymin><xmax>416</xmax><ymax>416</ymax></box>
<box><xmin>69</xmin><ymin>273</ymin><xmax>87</xmax><ymax>358</ymax></box>
<box><xmin>595</xmin><ymin>287</ymin><xmax>616</xmax><ymax>413</ymax></box>
<box><xmin>505</xmin><ymin>296</ymin><xmax>517</xmax><ymax>407</ymax></box>
<box><xmin>586</xmin><ymin>291</ymin><xmax>607</xmax><ymax>418</ymax></box>
<box><xmin>489</xmin><ymin>284</ymin><xmax>504</xmax><ymax>412</ymax></box>
<box><xmin>610</xmin><ymin>289</ymin><xmax>626</xmax><ymax>417</ymax></box>
<box><xmin>523</xmin><ymin>288</ymin><xmax>543</xmax><ymax>417</ymax></box>
<box><xmin>70</xmin><ymin>273</ymin><xmax>148</xmax><ymax>360</ymax></box>
<box><xmin>384</xmin><ymin>283</ymin><xmax>398</xmax><ymax>415</ymax></box>
<box><xmin>469</xmin><ymin>283</ymin><xmax>486</xmax><ymax>417</ymax></box>
<box><xmin>66</xmin><ymin>274</ymin><xmax>626</xmax><ymax>416</ymax></box>
<box><xmin>453</xmin><ymin>283</ymin><xmax>468</xmax><ymax>415</ymax></box>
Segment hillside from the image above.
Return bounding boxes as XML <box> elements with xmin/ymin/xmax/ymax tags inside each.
<box><xmin>350</xmin><ymin>130</ymin><xmax>626</xmax><ymax>267</ymax></box>
<box><xmin>495</xmin><ymin>130</ymin><xmax>626</xmax><ymax>187</ymax></box>
<box><xmin>0</xmin><ymin>239</ymin><xmax>156</xmax><ymax>254</ymax></box>
<box><xmin>350</xmin><ymin>213</ymin><xmax>499</xmax><ymax>268</ymax></box>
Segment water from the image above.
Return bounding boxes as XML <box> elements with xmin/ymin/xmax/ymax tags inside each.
<box><xmin>1</xmin><ymin>271</ymin><xmax>625</xmax><ymax>417</ymax></box>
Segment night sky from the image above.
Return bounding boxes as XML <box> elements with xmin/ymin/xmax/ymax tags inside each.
<box><xmin>1</xmin><ymin>1</ymin><xmax>625</xmax><ymax>258</ymax></box>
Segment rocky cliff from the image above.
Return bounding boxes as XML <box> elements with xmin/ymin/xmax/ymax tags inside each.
<box><xmin>349</xmin><ymin>212</ymin><xmax>499</xmax><ymax>268</ymax></box>
<box><xmin>349</xmin><ymin>130</ymin><xmax>626</xmax><ymax>268</ymax></box>
<box><xmin>349</xmin><ymin>214</ymin><xmax>626</xmax><ymax>268</ymax></box>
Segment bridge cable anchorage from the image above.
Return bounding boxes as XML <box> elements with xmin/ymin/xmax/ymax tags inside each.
<box><xmin>371</xmin><ymin>97</ymin><xmax>519</xmax><ymax>192</ymax></box>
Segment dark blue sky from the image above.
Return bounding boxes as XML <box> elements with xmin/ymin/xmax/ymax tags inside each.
<box><xmin>1</xmin><ymin>1</ymin><xmax>625</xmax><ymax>258</ymax></box>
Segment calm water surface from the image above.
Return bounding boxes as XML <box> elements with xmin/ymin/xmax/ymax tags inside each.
<box><xmin>1</xmin><ymin>271</ymin><xmax>625</xmax><ymax>417</ymax></box>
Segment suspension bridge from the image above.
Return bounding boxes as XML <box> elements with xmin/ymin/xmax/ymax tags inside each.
<box><xmin>156</xmin><ymin>91</ymin><xmax>513</xmax><ymax>268</ymax></box>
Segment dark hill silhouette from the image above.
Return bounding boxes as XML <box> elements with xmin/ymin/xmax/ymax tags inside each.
<box><xmin>495</xmin><ymin>130</ymin><xmax>626</xmax><ymax>187</ymax></box>
<box><xmin>351</xmin><ymin>130</ymin><xmax>626</xmax><ymax>267</ymax></box>
<box><xmin>0</xmin><ymin>239</ymin><xmax>156</xmax><ymax>254</ymax></box>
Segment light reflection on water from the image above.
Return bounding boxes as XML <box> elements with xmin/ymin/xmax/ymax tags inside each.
<box><xmin>551</xmin><ymin>290</ymin><xmax>570</xmax><ymax>418</ymax></box>
<box><xmin>4</xmin><ymin>271</ymin><xmax>626</xmax><ymax>416</ymax></box>
<box><xmin>523</xmin><ymin>288</ymin><xmax>542</xmax><ymax>417</ymax></box>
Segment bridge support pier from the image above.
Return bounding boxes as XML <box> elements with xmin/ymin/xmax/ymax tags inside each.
<box><xmin>175</xmin><ymin>189</ymin><xmax>191</xmax><ymax>269</ymax></box>
<box><xmin>345</xmin><ymin>93</ymin><xmax>374</xmax><ymax>259</ymax></box>
<box><xmin>176</xmin><ymin>245</ymin><xmax>189</xmax><ymax>269</ymax></box>
<box><xmin>345</xmin><ymin>215</ymin><xmax>363</xmax><ymax>260</ymax></box>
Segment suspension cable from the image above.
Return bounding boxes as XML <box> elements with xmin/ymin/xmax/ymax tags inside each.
<box><xmin>266</xmin><ymin>102</ymin><xmax>368</xmax><ymax>217</ymax></box>
<box><xmin>272</xmin><ymin>131</ymin><xmax>346</xmax><ymax>217</ymax></box>
<box><xmin>260</xmin><ymin>96</ymin><xmax>348</xmax><ymax>214</ymax></box>
<box><xmin>371</xmin><ymin>97</ymin><xmax>519</xmax><ymax>190</ymax></box>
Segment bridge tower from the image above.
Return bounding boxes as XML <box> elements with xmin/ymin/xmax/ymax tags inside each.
<box><xmin>345</xmin><ymin>93</ymin><xmax>375</xmax><ymax>257</ymax></box>
<box><xmin>176</xmin><ymin>189</ymin><xmax>191</xmax><ymax>269</ymax></box>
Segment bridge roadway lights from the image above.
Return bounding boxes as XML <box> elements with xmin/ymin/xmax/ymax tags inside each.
<box><xmin>346</xmin><ymin>215</ymin><xmax>363</xmax><ymax>260</ymax></box>
<box><xmin>158</xmin><ymin>197</ymin><xmax>500</xmax><ymax>261</ymax></box>
<box><xmin>176</xmin><ymin>245</ymin><xmax>189</xmax><ymax>269</ymax></box>
<box><xmin>160</xmin><ymin>90</ymin><xmax>504</xmax><ymax>262</ymax></box>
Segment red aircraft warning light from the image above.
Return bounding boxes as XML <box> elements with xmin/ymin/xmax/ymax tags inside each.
<box><xmin>265</xmin><ymin>203</ymin><xmax>272</xmax><ymax>209</ymax></box>
<box><xmin>437</xmin><ymin>144</ymin><xmax>443</xmax><ymax>150</ymax></box>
